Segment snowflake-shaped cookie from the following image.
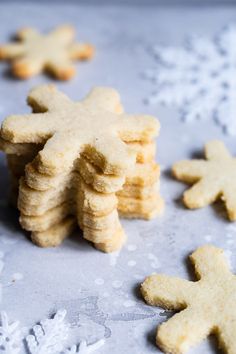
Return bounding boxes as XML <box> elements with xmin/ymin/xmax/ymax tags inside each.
<box><xmin>0</xmin><ymin>25</ymin><xmax>94</xmax><ymax>80</ymax></box>
<box><xmin>1</xmin><ymin>84</ymin><xmax>159</xmax><ymax>177</ymax></box>
<box><xmin>141</xmin><ymin>245</ymin><xmax>236</xmax><ymax>353</ymax></box>
<box><xmin>172</xmin><ymin>140</ymin><xmax>236</xmax><ymax>220</ymax></box>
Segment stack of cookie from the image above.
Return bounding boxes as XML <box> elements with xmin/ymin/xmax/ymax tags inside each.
<box><xmin>0</xmin><ymin>84</ymin><xmax>163</xmax><ymax>252</ymax></box>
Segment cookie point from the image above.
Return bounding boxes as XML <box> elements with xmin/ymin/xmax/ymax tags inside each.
<box><xmin>1</xmin><ymin>116</ymin><xmax>20</xmax><ymax>142</ymax></box>
<box><xmin>205</xmin><ymin>139</ymin><xmax>224</xmax><ymax>148</ymax></box>
<box><xmin>54</xmin><ymin>67</ymin><xmax>76</xmax><ymax>81</ymax></box>
<box><xmin>191</xmin><ymin>244</ymin><xmax>223</xmax><ymax>261</ymax></box>
<box><xmin>227</xmin><ymin>208</ymin><xmax>236</xmax><ymax>221</ymax></box>
<box><xmin>29</xmin><ymin>83</ymin><xmax>56</xmax><ymax>94</ymax></box>
<box><xmin>157</xmin><ymin>325</ymin><xmax>187</xmax><ymax>354</ymax></box>
<box><xmin>79</xmin><ymin>43</ymin><xmax>95</xmax><ymax>60</ymax></box>
<box><xmin>183</xmin><ymin>191</ymin><xmax>199</xmax><ymax>209</ymax></box>
<box><xmin>58</xmin><ymin>24</ymin><xmax>75</xmax><ymax>33</ymax></box>
<box><xmin>140</xmin><ymin>275</ymin><xmax>157</xmax><ymax>304</ymax></box>
<box><xmin>17</xmin><ymin>27</ymin><xmax>33</xmax><ymax>38</ymax></box>
<box><xmin>0</xmin><ymin>47</ymin><xmax>8</xmax><ymax>59</ymax></box>
<box><xmin>94</xmin><ymin>229</ymin><xmax>126</xmax><ymax>253</ymax></box>
<box><xmin>12</xmin><ymin>60</ymin><xmax>35</xmax><ymax>79</ymax></box>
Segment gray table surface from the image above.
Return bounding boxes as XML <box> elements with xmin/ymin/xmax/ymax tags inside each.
<box><xmin>0</xmin><ymin>3</ymin><xmax>236</xmax><ymax>353</ymax></box>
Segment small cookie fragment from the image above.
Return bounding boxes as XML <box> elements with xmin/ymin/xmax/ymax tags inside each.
<box><xmin>172</xmin><ymin>140</ymin><xmax>236</xmax><ymax>220</ymax></box>
<box><xmin>0</xmin><ymin>25</ymin><xmax>94</xmax><ymax>80</ymax></box>
<box><xmin>141</xmin><ymin>245</ymin><xmax>236</xmax><ymax>354</ymax></box>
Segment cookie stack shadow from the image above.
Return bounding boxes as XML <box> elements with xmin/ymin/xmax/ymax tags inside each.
<box><xmin>0</xmin><ymin>85</ymin><xmax>164</xmax><ymax>252</ymax></box>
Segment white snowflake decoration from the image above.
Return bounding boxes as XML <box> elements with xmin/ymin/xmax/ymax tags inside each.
<box><xmin>26</xmin><ymin>309</ymin><xmax>68</xmax><ymax>354</ymax></box>
<box><xmin>65</xmin><ymin>339</ymin><xmax>105</xmax><ymax>354</ymax></box>
<box><xmin>0</xmin><ymin>312</ymin><xmax>21</xmax><ymax>353</ymax></box>
<box><xmin>0</xmin><ymin>309</ymin><xmax>106</xmax><ymax>354</ymax></box>
<box><xmin>145</xmin><ymin>25</ymin><xmax>236</xmax><ymax>135</ymax></box>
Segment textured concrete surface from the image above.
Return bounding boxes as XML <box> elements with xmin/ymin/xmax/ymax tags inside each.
<box><xmin>0</xmin><ymin>3</ymin><xmax>236</xmax><ymax>353</ymax></box>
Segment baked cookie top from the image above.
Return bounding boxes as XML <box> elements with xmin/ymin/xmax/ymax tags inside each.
<box><xmin>0</xmin><ymin>84</ymin><xmax>159</xmax><ymax>176</ymax></box>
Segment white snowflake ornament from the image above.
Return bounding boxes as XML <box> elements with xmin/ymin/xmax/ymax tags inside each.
<box><xmin>26</xmin><ymin>309</ymin><xmax>68</xmax><ymax>354</ymax></box>
<box><xmin>0</xmin><ymin>310</ymin><xmax>105</xmax><ymax>354</ymax></box>
<box><xmin>0</xmin><ymin>312</ymin><xmax>21</xmax><ymax>353</ymax></box>
<box><xmin>145</xmin><ymin>24</ymin><xmax>236</xmax><ymax>135</ymax></box>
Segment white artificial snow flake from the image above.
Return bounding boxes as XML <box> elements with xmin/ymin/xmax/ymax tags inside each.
<box><xmin>0</xmin><ymin>310</ymin><xmax>105</xmax><ymax>354</ymax></box>
<box><xmin>26</xmin><ymin>309</ymin><xmax>68</xmax><ymax>354</ymax></box>
<box><xmin>145</xmin><ymin>25</ymin><xmax>236</xmax><ymax>135</ymax></box>
<box><xmin>65</xmin><ymin>340</ymin><xmax>105</xmax><ymax>354</ymax></box>
<box><xmin>0</xmin><ymin>311</ymin><xmax>21</xmax><ymax>353</ymax></box>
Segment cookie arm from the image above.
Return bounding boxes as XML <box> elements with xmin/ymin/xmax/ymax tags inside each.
<box><xmin>27</xmin><ymin>84</ymin><xmax>72</xmax><ymax>111</ymax></box>
<box><xmin>205</xmin><ymin>140</ymin><xmax>231</xmax><ymax>161</ymax></box>
<box><xmin>83</xmin><ymin>135</ymin><xmax>136</xmax><ymax>175</ymax></box>
<box><xmin>183</xmin><ymin>177</ymin><xmax>221</xmax><ymax>209</ymax></box>
<box><xmin>1</xmin><ymin>113</ymin><xmax>53</xmax><ymax>143</ymax></box>
<box><xmin>141</xmin><ymin>274</ymin><xmax>193</xmax><ymax>310</ymax></box>
<box><xmin>222</xmin><ymin>185</ymin><xmax>236</xmax><ymax>221</ymax></box>
<box><xmin>217</xmin><ymin>322</ymin><xmax>236</xmax><ymax>354</ymax></box>
<box><xmin>0</xmin><ymin>44</ymin><xmax>24</xmax><ymax>59</ymax></box>
<box><xmin>17</xmin><ymin>28</ymin><xmax>40</xmax><ymax>40</ymax></box>
<box><xmin>12</xmin><ymin>56</ymin><xmax>44</xmax><ymax>79</ymax></box>
<box><xmin>118</xmin><ymin>114</ymin><xmax>160</xmax><ymax>142</ymax></box>
<box><xmin>46</xmin><ymin>58</ymin><xmax>76</xmax><ymax>81</ymax></box>
<box><xmin>190</xmin><ymin>245</ymin><xmax>231</xmax><ymax>280</ymax></box>
<box><xmin>36</xmin><ymin>131</ymin><xmax>85</xmax><ymax>175</ymax></box>
<box><xmin>49</xmin><ymin>25</ymin><xmax>75</xmax><ymax>44</ymax></box>
<box><xmin>157</xmin><ymin>308</ymin><xmax>213</xmax><ymax>354</ymax></box>
<box><xmin>69</xmin><ymin>43</ymin><xmax>94</xmax><ymax>60</ymax></box>
<box><xmin>82</xmin><ymin>87</ymin><xmax>123</xmax><ymax>114</ymax></box>
<box><xmin>31</xmin><ymin>216</ymin><xmax>76</xmax><ymax>248</ymax></box>
<box><xmin>172</xmin><ymin>160</ymin><xmax>207</xmax><ymax>183</ymax></box>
